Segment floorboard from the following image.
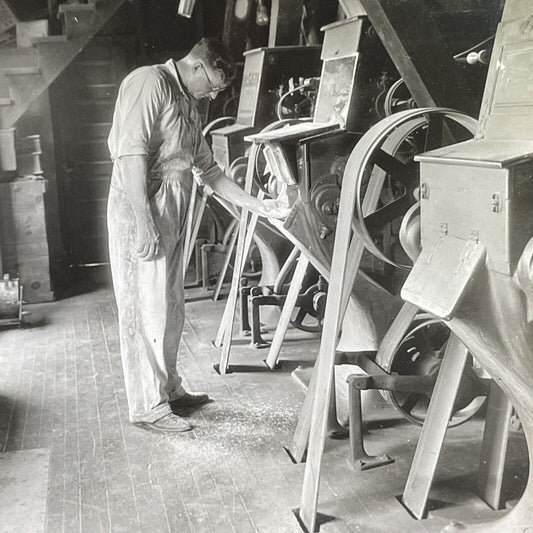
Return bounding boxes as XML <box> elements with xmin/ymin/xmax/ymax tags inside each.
<box><xmin>0</xmin><ymin>280</ymin><xmax>528</xmax><ymax>532</ymax></box>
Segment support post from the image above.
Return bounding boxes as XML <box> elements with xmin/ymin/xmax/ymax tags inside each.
<box><xmin>401</xmin><ymin>333</ymin><xmax>469</xmax><ymax>519</ymax></box>
<box><xmin>477</xmin><ymin>381</ymin><xmax>513</xmax><ymax>510</ymax></box>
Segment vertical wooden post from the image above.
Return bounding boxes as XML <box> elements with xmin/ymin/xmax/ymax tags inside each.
<box><xmin>268</xmin><ymin>0</ymin><xmax>304</xmax><ymax>47</ymax></box>
<box><xmin>477</xmin><ymin>382</ymin><xmax>513</xmax><ymax>510</ymax></box>
<box><xmin>401</xmin><ymin>334</ymin><xmax>469</xmax><ymax>519</ymax></box>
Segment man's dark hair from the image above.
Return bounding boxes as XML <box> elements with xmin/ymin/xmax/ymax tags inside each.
<box><xmin>190</xmin><ymin>37</ymin><xmax>236</xmax><ymax>87</ymax></box>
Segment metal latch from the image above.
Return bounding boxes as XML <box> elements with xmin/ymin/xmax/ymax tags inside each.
<box><xmin>491</xmin><ymin>192</ymin><xmax>501</xmax><ymax>213</ymax></box>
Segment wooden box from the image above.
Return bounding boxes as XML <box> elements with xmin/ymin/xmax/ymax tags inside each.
<box><xmin>16</xmin><ymin>20</ymin><xmax>49</xmax><ymax>48</ymax></box>
<box><xmin>0</xmin><ymin>179</ymin><xmax>54</xmax><ymax>302</ymax></box>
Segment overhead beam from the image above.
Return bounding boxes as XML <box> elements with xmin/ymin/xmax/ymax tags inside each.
<box><xmin>268</xmin><ymin>0</ymin><xmax>304</xmax><ymax>46</ymax></box>
<box><xmin>358</xmin><ymin>0</ymin><xmax>478</xmax><ymax>116</ymax></box>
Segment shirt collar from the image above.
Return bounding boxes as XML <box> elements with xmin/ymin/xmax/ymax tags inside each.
<box><xmin>164</xmin><ymin>59</ymin><xmax>188</xmax><ymax>96</ymax></box>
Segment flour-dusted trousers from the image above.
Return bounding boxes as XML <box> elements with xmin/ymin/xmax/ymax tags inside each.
<box><xmin>107</xmin><ymin>175</ymin><xmax>192</xmax><ymax>423</ymax></box>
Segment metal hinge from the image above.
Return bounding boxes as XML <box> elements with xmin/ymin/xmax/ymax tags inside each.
<box><xmin>468</xmin><ymin>229</ymin><xmax>479</xmax><ymax>242</ymax></box>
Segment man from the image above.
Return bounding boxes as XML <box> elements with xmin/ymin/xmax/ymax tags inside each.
<box><xmin>107</xmin><ymin>38</ymin><xmax>286</xmax><ymax>433</ymax></box>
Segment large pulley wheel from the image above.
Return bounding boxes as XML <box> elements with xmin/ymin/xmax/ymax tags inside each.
<box><xmin>346</xmin><ymin>108</ymin><xmax>478</xmax><ymax>270</ymax></box>
<box><xmin>342</xmin><ymin>108</ymin><xmax>484</xmax><ymax>425</ymax></box>
<box><xmin>376</xmin><ymin>316</ymin><xmax>488</xmax><ymax>427</ymax></box>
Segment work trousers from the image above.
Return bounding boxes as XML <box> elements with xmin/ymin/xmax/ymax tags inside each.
<box><xmin>107</xmin><ymin>178</ymin><xmax>190</xmax><ymax>423</ymax></box>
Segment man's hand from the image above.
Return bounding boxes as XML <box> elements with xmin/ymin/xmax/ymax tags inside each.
<box><xmin>254</xmin><ymin>198</ymin><xmax>291</xmax><ymax>220</ymax></box>
<box><xmin>135</xmin><ymin>216</ymin><xmax>161</xmax><ymax>261</ymax></box>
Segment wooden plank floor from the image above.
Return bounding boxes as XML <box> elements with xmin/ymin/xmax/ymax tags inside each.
<box><xmin>0</xmin><ymin>279</ymin><xmax>528</xmax><ymax>532</ymax></box>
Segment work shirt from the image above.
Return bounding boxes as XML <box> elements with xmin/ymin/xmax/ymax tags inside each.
<box><xmin>108</xmin><ymin>59</ymin><xmax>225</xmax><ymax>195</ymax></box>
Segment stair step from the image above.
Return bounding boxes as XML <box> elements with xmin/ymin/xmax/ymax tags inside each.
<box><xmin>78</xmin><ymin>160</ymin><xmax>113</xmax><ymax>177</ymax></box>
<box><xmin>31</xmin><ymin>35</ymin><xmax>69</xmax><ymax>46</ymax></box>
<box><xmin>4</xmin><ymin>66</ymin><xmax>41</xmax><ymax>76</ymax></box>
<box><xmin>82</xmin><ymin>84</ymin><xmax>117</xmax><ymax>99</ymax></box>
<box><xmin>0</xmin><ymin>48</ymin><xmax>39</xmax><ymax>70</ymax></box>
<box><xmin>77</xmin><ymin>59</ymin><xmax>112</xmax><ymax>66</ymax></box>
<box><xmin>87</xmin><ymin>83</ymin><xmax>116</xmax><ymax>88</ymax></box>
<box><xmin>59</xmin><ymin>3</ymin><xmax>98</xmax><ymax>13</ymax></box>
<box><xmin>0</xmin><ymin>98</ymin><xmax>14</xmax><ymax>106</ymax></box>
<box><xmin>80</xmin><ymin>122</ymin><xmax>112</xmax><ymax>140</ymax></box>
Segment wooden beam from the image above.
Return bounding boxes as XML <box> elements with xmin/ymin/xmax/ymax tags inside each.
<box><xmin>268</xmin><ymin>0</ymin><xmax>304</xmax><ymax>46</ymax></box>
<box><xmin>358</xmin><ymin>0</ymin><xmax>477</xmax><ymax>116</ymax></box>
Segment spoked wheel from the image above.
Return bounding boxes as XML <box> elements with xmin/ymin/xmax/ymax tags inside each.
<box><xmin>376</xmin><ymin>316</ymin><xmax>489</xmax><ymax>427</ymax></box>
<box><xmin>276</xmin><ymin>93</ymin><xmax>315</xmax><ymax>120</ymax></box>
<box><xmin>348</xmin><ymin>108</ymin><xmax>478</xmax><ymax>271</ymax></box>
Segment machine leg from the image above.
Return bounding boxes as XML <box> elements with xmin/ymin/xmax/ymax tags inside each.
<box><xmin>375</xmin><ymin>301</ymin><xmax>420</xmax><ymax>367</ymax></box>
<box><xmin>265</xmin><ymin>254</ymin><xmax>309</xmax><ymax>369</ymax></box>
<box><xmin>327</xmin><ymin>374</ymin><xmax>348</xmax><ymax>439</ymax></box>
<box><xmin>214</xmin><ymin>211</ymin><xmax>258</xmax><ymax>366</ymax></box>
<box><xmin>215</xmin><ymin>148</ymin><xmax>262</xmax><ymax>373</ymax></box>
<box><xmin>194</xmin><ymin>239</ymin><xmax>208</xmax><ymax>286</ymax></box>
<box><xmin>286</xmin><ymin>363</ymin><xmax>346</xmax><ymax>464</ymax></box>
<box><xmin>348</xmin><ymin>379</ymin><xmax>394</xmax><ymax>471</ymax></box>
<box><xmin>212</xmin><ymin>228</ymin><xmax>238</xmax><ymax>301</ymax></box>
<box><xmin>250</xmin><ymin>286</ymin><xmax>269</xmax><ymax>348</ymax></box>
<box><xmin>298</xmin><ymin>222</ymin><xmax>364</xmax><ymax>533</ymax></box>
<box><xmin>201</xmin><ymin>243</ymin><xmax>213</xmax><ymax>289</ymax></box>
<box><xmin>477</xmin><ymin>381</ymin><xmax>513</xmax><ymax>511</ymax></box>
<box><xmin>239</xmin><ymin>278</ymin><xmax>251</xmax><ymax>336</ymax></box>
<box><xmin>401</xmin><ymin>333</ymin><xmax>469</xmax><ymax>519</ymax></box>
<box><xmin>183</xmin><ymin>180</ymin><xmax>198</xmax><ymax>274</ymax></box>
<box><xmin>184</xmin><ymin>191</ymin><xmax>208</xmax><ymax>274</ymax></box>
<box><xmin>286</xmin><ymin>365</ymin><xmax>317</xmax><ymax>463</ymax></box>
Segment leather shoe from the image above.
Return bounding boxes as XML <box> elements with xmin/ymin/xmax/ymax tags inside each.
<box><xmin>133</xmin><ymin>413</ymin><xmax>193</xmax><ymax>433</ymax></box>
<box><xmin>170</xmin><ymin>392</ymin><xmax>210</xmax><ymax>408</ymax></box>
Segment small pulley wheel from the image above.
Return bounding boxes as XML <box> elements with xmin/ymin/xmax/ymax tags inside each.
<box><xmin>376</xmin><ymin>317</ymin><xmax>488</xmax><ymax>427</ymax></box>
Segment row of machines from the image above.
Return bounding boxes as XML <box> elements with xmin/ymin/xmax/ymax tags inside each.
<box><xmin>188</xmin><ymin>0</ymin><xmax>531</xmax><ymax>531</ymax></box>
<box><xmin>276</xmin><ymin>2</ymin><xmax>529</xmax><ymax>533</ymax></box>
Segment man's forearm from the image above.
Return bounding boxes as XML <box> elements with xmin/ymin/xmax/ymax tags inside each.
<box><xmin>207</xmin><ymin>174</ymin><xmax>264</xmax><ymax>212</ymax></box>
<box><xmin>119</xmin><ymin>154</ymin><xmax>161</xmax><ymax>260</ymax></box>
<box><xmin>120</xmin><ymin>155</ymin><xmax>152</xmax><ymax>223</ymax></box>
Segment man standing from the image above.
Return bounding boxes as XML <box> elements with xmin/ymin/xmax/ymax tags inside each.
<box><xmin>107</xmin><ymin>38</ymin><xmax>284</xmax><ymax>433</ymax></box>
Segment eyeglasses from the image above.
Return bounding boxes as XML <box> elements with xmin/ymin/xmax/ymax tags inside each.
<box><xmin>199</xmin><ymin>63</ymin><xmax>225</xmax><ymax>98</ymax></box>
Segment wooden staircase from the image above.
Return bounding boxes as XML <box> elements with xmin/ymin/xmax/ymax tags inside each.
<box><xmin>0</xmin><ymin>0</ymin><xmax>126</xmax><ymax>129</ymax></box>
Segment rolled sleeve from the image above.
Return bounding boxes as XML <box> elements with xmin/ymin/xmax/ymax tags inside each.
<box><xmin>110</xmin><ymin>68</ymin><xmax>167</xmax><ymax>159</ymax></box>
